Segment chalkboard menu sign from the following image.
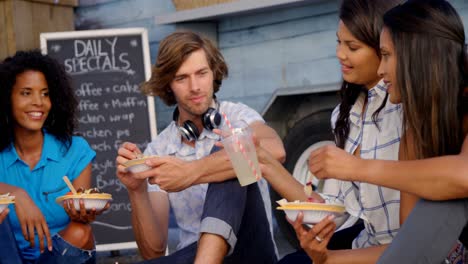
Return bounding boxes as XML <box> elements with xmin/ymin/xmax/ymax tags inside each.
<box><xmin>40</xmin><ymin>28</ymin><xmax>157</xmax><ymax>250</ymax></box>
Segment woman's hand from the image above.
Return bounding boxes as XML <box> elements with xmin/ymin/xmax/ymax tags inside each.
<box><xmin>63</xmin><ymin>199</ymin><xmax>110</xmax><ymax>224</ymax></box>
<box><xmin>14</xmin><ymin>189</ymin><xmax>52</xmax><ymax>252</ymax></box>
<box><xmin>309</xmin><ymin>145</ymin><xmax>361</xmax><ymax>181</ymax></box>
<box><xmin>290</xmin><ymin>212</ymin><xmax>336</xmax><ymax>264</ymax></box>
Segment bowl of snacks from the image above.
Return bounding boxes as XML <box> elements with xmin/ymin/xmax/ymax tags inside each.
<box><xmin>0</xmin><ymin>193</ymin><xmax>15</xmax><ymax>213</ymax></box>
<box><xmin>123</xmin><ymin>155</ymin><xmax>158</xmax><ymax>173</ymax></box>
<box><xmin>56</xmin><ymin>187</ymin><xmax>112</xmax><ymax>211</ymax></box>
<box><xmin>276</xmin><ymin>199</ymin><xmax>346</xmax><ymax>225</ymax></box>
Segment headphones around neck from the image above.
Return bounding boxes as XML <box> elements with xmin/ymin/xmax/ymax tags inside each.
<box><xmin>173</xmin><ymin>101</ymin><xmax>222</xmax><ymax>142</ymax></box>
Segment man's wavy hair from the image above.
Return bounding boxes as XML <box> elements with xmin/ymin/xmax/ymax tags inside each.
<box><xmin>0</xmin><ymin>50</ymin><xmax>77</xmax><ymax>151</ymax></box>
<box><xmin>141</xmin><ymin>31</ymin><xmax>228</xmax><ymax>106</ymax></box>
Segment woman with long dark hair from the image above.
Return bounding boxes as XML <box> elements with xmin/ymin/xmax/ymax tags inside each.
<box><xmin>256</xmin><ymin>0</ymin><xmax>404</xmax><ymax>263</ymax></box>
<box><xmin>309</xmin><ymin>0</ymin><xmax>468</xmax><ymax>262</ymax></box>
<box><xmin>0</xmin><ymin>50</ymin><xmax>106</xmax><ymax>263</ymax></box>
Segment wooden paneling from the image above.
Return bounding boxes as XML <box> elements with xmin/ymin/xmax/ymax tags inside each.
<box><xmin>75</xmin><ymin>0</ymin><xmax>177</xmax><ymax>65</ymax></box>
<box><xmin>75</xmin><ymin>0</ymin><xmax>175</xmax><ymax>29</ymax></box>
<box><xmin>30</xmin><ymin>0</ymin><xmax>77</xmax><ymax>6</ymax></box>
<box><xmin>0</xmin><ymin>0</ymin><xmax>15</xmax><ymax>59</ymax></box>
<box><xmin>219</xmin><ymin>1</ymin><xmax>338</xmax><ymax>32</ymax></box>
<box><xmin>0</xmin><ymin>0</ymin><xmax>75</xmax><ymax>59</ymax></box>
<box><xmin>73</xmin><ymin>0</ymin><xmax>468</xmax><ymax>128</ymax></box>
<box><xmin>172</xmin><ymin>0</ymin><xmax>235</xmax><ymax>11</ymax></box>
<box><xmin>218</xmin><ymin>1</ymin><xmax>341</xmax><ymax>112</ymax></box>
<box><xmin>11</xmin><ymin>0</ymin><xmax>34</xmax><ymax>52</ymax></box>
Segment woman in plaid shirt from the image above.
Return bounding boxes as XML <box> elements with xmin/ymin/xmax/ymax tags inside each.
<box><xmin>258</xmin><ymin>0</ymin><xmax>405</xmax><ymax>263</ymax></box>
<box><xmin>309</xmin><ymin>0</ymin><xmax>468</xmax><ymax>263</ymax></box>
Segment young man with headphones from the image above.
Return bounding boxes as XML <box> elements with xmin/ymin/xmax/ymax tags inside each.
<box><xmin>116</xmin><ymin>31</ymin><xmax>286</xmax><ymax>263</ymax></box>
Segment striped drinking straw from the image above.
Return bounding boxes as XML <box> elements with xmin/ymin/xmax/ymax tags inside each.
<box><xmin>221</xmin><ymin>112</ymin><xmax>261</xmax><ymax>181</ymax></box>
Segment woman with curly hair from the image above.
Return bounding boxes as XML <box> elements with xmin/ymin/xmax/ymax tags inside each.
<box><xmin>0</xmin><ymin>50</ymin><xmax>105</xmax><ymax>263</ymax></box>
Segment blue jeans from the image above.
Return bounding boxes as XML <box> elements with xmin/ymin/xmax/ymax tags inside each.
<box><xmin>0</xmin><ymin>218</ymin><xmax>22</xmax><ymax>264</ymax></box>
<box><xmin>0</xmin><ymin>218</ymin><xmax>96</xmax><ymax>264</ymax></box>
<box><xmin>378</xmin><ymin>199</ymin><xmax>468</xmax><ymax>264</ymax></box>
<box><xmin>278</xmin><ymin>220</ymin><xmax>364</xmax><ymax>264</ymax></box>
<box><xmin>140</xmin><ymin>179</ymin><xmax>277</xmax><ymax>264</ymax></box>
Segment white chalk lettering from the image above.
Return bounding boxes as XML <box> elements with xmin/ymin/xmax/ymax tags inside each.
<box><xmin>76</xmin><ymin>83</ymin><xmax>103</xmax><ymax>97</ymax></box>
<box><xmin>78</xmin><ymin>100</ymin><xmax>99</xmax><ymax>111</ymax></box>
<box><xmin>104</xmin><ymin>202</ymin><xmax>132</xmax><ymax>213</ymax></box>
<box><xmin>116</xmin><ymin>129</ymin><xmax>130</xmax><ymax>139</ymax></box>
<box><xmin>74</xmin><ymin>39</ymin><xmax>108</xmax><ymax>58</ymax></box>
<box><xmin>91</xmin><ymin>141</ymin><xmax>112</xmax><ymax>152</ymax></box>
<box><xmin>112</xmin><ymin>81</ymin><xmax>139</xmax><ymax>94</ymax></box>
<box><xmin>78</xmin><ymin>113</ymin><xmax>105</xmax><ymax>124</ymax></box>
<box><xmin>96</xmin><ymin>175</ymin><xmax>126</xmax><ymax>192</ymax></box>
<box><xmin>83</xmin><ymin>128</ymin><xmax>112</xmax><ymax>138</ymax></box>
<box><xmin>111</xmin><ymin>97</ymin><xmax>137</xmax><ymax>108</ymax></box>
<box><xmin>114</xmin><ymin>139</ymin><xmax>149</xmax><ymax>151</ymax></box>
<box><xmin>92</xmin><ymin>159</ymin><xmax>114</xmax><ymax>176</ymax></box>
<box><xmin>109</xmin><ymin>113</ymin><xmax>135</xmax><ymax>124</ymax></box>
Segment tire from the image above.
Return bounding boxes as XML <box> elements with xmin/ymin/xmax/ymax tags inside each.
<box><xmin>270</xmin><ymin>111</ymin><xmax>335</xmax><ymax>249</ymax></box>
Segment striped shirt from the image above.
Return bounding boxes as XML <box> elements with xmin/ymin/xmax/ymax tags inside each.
<box><xmin>323</xmin><ymin>80</ymin><xmax>402</xmax><ymax>248</ymax></box>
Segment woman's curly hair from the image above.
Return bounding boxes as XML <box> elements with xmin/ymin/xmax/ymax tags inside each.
<box><xmin>0</xmin><ymin>50</ymin><xmax>77</xmax><ymax>151</ymax></box>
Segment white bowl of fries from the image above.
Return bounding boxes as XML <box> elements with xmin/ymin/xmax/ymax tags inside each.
<box><xmin>56</xmin><ymin>188</ymin><xmax>112</xmax><ymax>211</ymax></box>
<box><xmin>0</xmin><ymin>193</ymin><xmax>15</xmax><ymax>213</ymax></box>
<box><xmin>276</xmin><ymin>199</ymin><xmax>346</xmax><ymax>225</ymax></box>
<box><xmin>123</xmin><ymin>155</ymin><xmax>158</xmax><ymax>173</ymax></box>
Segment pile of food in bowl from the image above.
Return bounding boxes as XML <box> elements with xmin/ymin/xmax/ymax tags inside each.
<box><xmin>123</xmin><ymin>155</ymin><xmax>158</xmax><ymax>173</ymax></box>
<box><xmin>56</xmin><ymin>187</ymin><xmax>112</xmax><ymax>211</ymax></box>
<box><xmin>0</xmin><ymin>193</ymin><xmax>15</xmax><ymax>213</ymax></box>
<box><xmin>276</xmin><ymin>199</ymin><xmax>346</xmax><ymax>225</ymax></box>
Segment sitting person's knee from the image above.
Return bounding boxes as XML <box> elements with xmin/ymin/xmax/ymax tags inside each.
<box><xmin>59</xmin><ymin>222</ymin><xmax>94</xmax><ymax>250</ymax></box>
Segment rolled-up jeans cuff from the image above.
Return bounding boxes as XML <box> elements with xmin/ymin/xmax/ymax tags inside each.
<box><xmin>200</xmin><ymin>216</ymin><xmax>237</xmax><ymax>255</ymax></box>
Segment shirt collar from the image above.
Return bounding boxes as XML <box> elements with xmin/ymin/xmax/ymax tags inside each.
<box><xmin>4</xmin><ymin>131</ymin><xmax>61</xmax><ymax>169</ymax></box>
<box><xmin>42</xmin><ymin>132</ymin><xmax>61</xmax><ymax>162</ymax></box>
<box><xmin>371</xmin><ymin>80</ymin><xmax>388</xmax><ymax>100</ymax></box>
<box><xmin>165</xmin><ymin>123</ymin><xmax>184</xmax><ymax>155</ymax></box>
<box><xmin>165</xmin><ymin>121</ymin><xmax>221</xmax><ymax>155</ymax></box>
<box><xmin>349</xmin><ymin>79</ymin><xmax>387</xmax><ymax>126</ymax></box>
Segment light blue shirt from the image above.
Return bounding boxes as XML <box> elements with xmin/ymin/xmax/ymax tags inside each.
<box><xmin>146</xmin><ymin>101</ymin><xmax>276</xmax><ymax>254</ymax></box>
<box><xmin>324</xmin><ymin>80</ymin><xmax>402</xmax><ymax>248</ymax></box>
<box><xmin>0</xmin><ymin>132</ymin><xmax>95</xmax><ymax>260</ymax></box>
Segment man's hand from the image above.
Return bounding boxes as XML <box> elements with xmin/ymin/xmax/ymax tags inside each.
<box><xmin>116</xmin><ymin>142</ymin><xmax>147</xmax><ymax>192</ymax></box>
<box><xmin>254</xmin><ymin>137</ymin><xmax>282</xmax><ymax>180</ymax></box>
<box><xmin>141</xmin><ymin>157</ymin><xmax>198</xmax><ymax>192</ymax></box>
<box><xmin>14</xmin><ymin>190</ymin><xmax>52</xmax><ymax>253</ymax></box>
<box><xmin>290</xmin><ymin>212</ymin><xmax>336</xmax><ymax>264</ymax></box>
<box><xmin>309</xmin><ymin>145</ymin><xmax>361</xmax><ymax>181</ymax></box>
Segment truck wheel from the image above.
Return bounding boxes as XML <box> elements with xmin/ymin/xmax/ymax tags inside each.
<box><xmin>270</xmin><ymin>111</ymin><xmax>335</xmax><ymax>249</ymax></box>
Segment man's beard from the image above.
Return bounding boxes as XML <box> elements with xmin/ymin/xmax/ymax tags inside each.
<box><xmin>180</xmin><ymin>98</ymin><xmax>212</xmax><ymax>117</ymax></box>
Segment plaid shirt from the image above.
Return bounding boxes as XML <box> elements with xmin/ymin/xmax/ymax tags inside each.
<box><xmin>323</xmin><ymin>80</ymin><xmax>402</xmax><ymax>248</ymax></box>
<box><xmin>145</xmin><ymin>101</ymin><xmax>276</xmax><ymax>254</ymax></box>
